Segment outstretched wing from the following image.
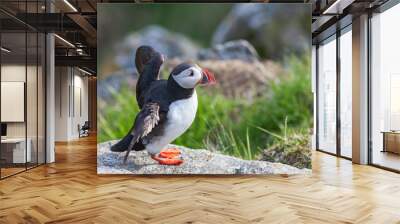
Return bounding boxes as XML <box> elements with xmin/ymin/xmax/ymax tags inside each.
<box><xmin>135</xmin><ymin>45</ymin><xmax>158</xmax><ymax>75</ymax></box>
<box><xmin>135</xmin><ymin>46</ymin><xmax>164</xmax><ymax>108</ymax></box>
<box><xmin>130</xmin><ymin>102</ymin><xmax>160</xmax><ymax>144</ymax></box>
<box><xmin>123</xmin><ymin>102</ymin><xmax>162</xmax><ymax>163</ymax></box>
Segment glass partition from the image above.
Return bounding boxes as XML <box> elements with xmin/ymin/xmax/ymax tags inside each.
<box><xmin>0</xmin><ymin>2</ymin><xmax>46</xmax><ymax>179</ymax></box>
<box><xmin>339</xmin><ymin>27</ymin><xmax>352</xmax><ymax>158</ymax></box>
<box><xmin>371</xmin><ymin>3</ymin><xmax>400</xmax><ymax>171</ymax></box>
<box><xmin>1</xmin><ymin>30</ymin><xmax>28</xmax><ymax>177</ymax></box>
<box><xmin>317</xmin><ymin>36</ymin><xmax>337</xmax><ymax>154</ymax></box>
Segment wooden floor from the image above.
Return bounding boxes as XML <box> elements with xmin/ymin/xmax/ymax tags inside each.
<box><xmin>1</xmin><ymin>167</ymin><xmax>26</xmax><ymax>178</ymax></box>
<box><xmin>372</xmin><ymin>150</ymin><xmax>400</xmax><ymax>171</ymax></box>
<box><xmin>1</xmin><ymin>135</ymin><xmax>400</xmax><ymax>224</ymax></box>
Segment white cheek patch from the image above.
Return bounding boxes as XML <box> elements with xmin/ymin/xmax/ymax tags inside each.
<box><xmin>174</xmin><ymin>68</ymin><xmax>202</xmax><ymax>89</ymax></box>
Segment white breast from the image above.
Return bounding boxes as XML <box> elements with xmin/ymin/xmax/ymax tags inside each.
<box><xmin>146</xmin><ymin>91</ymin><xmax>198</xmax><ymax>155</ymax></box>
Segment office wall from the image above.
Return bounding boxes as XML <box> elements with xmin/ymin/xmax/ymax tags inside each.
<box><xmin>55</xmin><ymin>67</ymin><xmax>69</xmax><ymax>141</ymax></box>
<box><xmin>55</xmin><ymin>67</ymin><xmax>89</xmax><ymax>141</ymax></box>
<box><xmin>0</xmin><ymin>65</ymin><xmax>40</xmax><ymax>138</ymax></box>
<box><xmin>1</xmin><ymin>62</ymin><xmax>45</xmax><ymax>169</ymax></box>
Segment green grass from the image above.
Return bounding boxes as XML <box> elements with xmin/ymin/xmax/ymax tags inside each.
<box><xmin>98</xmin><ymin>86</ymin><xmax>139</xmax><ymax>142</ymax></box>
<box><xmin>230</xmin><ymin>55</ymin><xmax>313</xmax><ymax>155</ymax></box>
<box><xmin>257</xmin><ymin>118</ymin><xmax>312</xmax><ymax>169</ymax></box>
<box><xmin>202</xmin><ymin>55</ymin><xmax>312</xmax><ymax>160</ymax></box>
<box><xmin>98</xmin><ymin>55</ymin><xmax>312</xmax><ymax>163</ymax></box>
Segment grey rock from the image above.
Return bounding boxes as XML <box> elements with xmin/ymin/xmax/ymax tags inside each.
<box><xmin>212</xmin><ymin>4</ymin><xmax>311</xmax><ymax>59</ymax></box>
<box><xmin>97</xmin><ymin>140</ymin><xmax>311</xmax><ymax>175</ymax></box>
<box><xmin>114</xmin><ymin>25</ymin><xmax>199</xmax><ymax>72</ymax></box>
<box><xmin>197</xmin><ymin>40</ymin><xmax>259</xmax><ymax>62</ymax></box>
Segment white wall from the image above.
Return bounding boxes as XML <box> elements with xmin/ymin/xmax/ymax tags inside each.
<box><xmin>55</xmin><ymin>67</ymin><xmax>89</xmax><ymax>141</ymax></box>
<box><xmin>1</xmin><ymin>63</ymin><xmax>46</xmax><ymax>164</ymax></box>
<box><xmin>1</xmin><ymin>65</ymin><xmax>31</xmax><ymax>138</ymax></box>
<box><xmin>1</xmin><ymin>65</ymin><xmax>26</xmax><ymax>133</ymax></box>
<box><xmin>55</xmin><ymin>67</ymin><xmax>69</xmax><ymax>141</ymax></box>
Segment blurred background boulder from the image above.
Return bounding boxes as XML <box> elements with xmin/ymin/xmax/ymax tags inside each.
<box><xmin>97</xmin><ymin>71</ymin><xmax>137</xmax><ymax>105</ymax></box>
<box><xmin>212</xmin><ymin>4</ymin><xmax>310</xmax><ymax>59</ymax></box>
<box><xmin>113</xmin><ymin>25</ymin><xmax>199</xmax><ymax>75</ymax></box>
<box><xmin>198</xmin><ymin>39</ymin><xmax>259</xmax><ymax>62</ymax></box>
<box><xmin>98</xmin><ymin>4</ymin><xmax>311</xmax><ymax>80</ymax></box>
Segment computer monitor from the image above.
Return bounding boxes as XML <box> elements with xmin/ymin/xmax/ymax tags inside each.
<box><xmin>1</xmin><ymin>123</ymin><xmax>7</xmax><ymax>137</ymax></box>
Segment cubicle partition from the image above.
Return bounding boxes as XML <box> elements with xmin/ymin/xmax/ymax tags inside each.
<box><xmin>0</xmin><ymin>1</ymin><xmax>46</xmax><ymax>179</ymax></box>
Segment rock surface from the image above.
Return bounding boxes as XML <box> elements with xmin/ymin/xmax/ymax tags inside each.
<box><xmin>98</xmin><ymin>140</ymin><xmax>310</xmax><ymax>175</ymax></box>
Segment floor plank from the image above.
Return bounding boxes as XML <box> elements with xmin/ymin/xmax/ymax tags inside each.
<box><xmin>1</xmin><ymin>135</ymin><xmax>400</xmax><ymax>223</ymax></box>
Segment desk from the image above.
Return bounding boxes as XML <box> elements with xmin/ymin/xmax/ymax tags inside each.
<box><xmin>382</xmin><ymin>131</ymin><xmax>400</xmax><ymax>154</ymax></box>
<box><xmin>1</xmin><ymin>138</ymin><xmax>31</xmax><ymax>163</ymax></box>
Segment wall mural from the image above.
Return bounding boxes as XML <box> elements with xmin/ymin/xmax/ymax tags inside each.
<box><xmin>97</xmin><ymin>3</ymin><xmax>312</xmax><ymax>175</ymax></box>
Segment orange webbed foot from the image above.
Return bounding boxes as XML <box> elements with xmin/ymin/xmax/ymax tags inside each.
<box><xmin>150</xmin><ymin>148</ymin><xmax>183</xmax><ymax>165</ymax></box>
<box><xmin>159</xmin><ymin>148</ymin><xmax>181</xmax><ymax>159</ymax></box>
<box><xmin>151</xmin><ymin>154</ymin><xmax>183</xmax><ymax>166</ymax></box>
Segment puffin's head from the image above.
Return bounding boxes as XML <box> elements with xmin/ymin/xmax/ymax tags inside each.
<box><xmin>170</xmin><ymin>63</ymin><xmax>216</xmax><ymax>89</ymax></box>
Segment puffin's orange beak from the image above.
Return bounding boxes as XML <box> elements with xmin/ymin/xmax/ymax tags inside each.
<box><xmin>200</xmin><ymin>68</ymin><xmax>216</xmax><ymax>86</ymax></box>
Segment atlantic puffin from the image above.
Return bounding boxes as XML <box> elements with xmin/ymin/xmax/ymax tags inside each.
<box><xmin>111</xmin><ymin>46</ymin><xmax>216</xmax><ymax>165</ymax></box>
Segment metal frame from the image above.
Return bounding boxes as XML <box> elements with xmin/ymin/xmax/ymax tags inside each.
<box><xmin>336</xmin><ymin>27</ymin><xmax>341</xmax><ymax>157</ymax></box>
<box><xmin>367</xmin><ymin>10</ymin><xmax>373</xmax><ymax>166</ymax></box>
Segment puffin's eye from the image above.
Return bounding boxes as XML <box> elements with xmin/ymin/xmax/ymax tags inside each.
<box><xmin>189</xmin><ymin>71</ymin><xmax>194</xmax><ymax>76</ymax></box>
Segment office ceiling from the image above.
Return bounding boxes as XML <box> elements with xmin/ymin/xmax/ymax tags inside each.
<box><xmin>0</xmin><ymin>0</ymin><xmax>163</xmax><ymax>74</ymax></box>
<box><xmin>310</xmin><ymin>0</ymin><xmax>391</xmax><ymax>43</ymax></box>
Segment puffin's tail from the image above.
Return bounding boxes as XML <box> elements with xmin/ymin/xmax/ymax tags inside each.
<box><xmin>110</xmin><ymin>134</ymin><xmax>133</xmax><ymax>152</ymax></box>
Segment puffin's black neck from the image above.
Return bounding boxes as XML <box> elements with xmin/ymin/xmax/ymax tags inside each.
<box><xmin>167</xmin><ymin>76</ymin><xmax>194</xmax><ymax>101</ymax></box>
